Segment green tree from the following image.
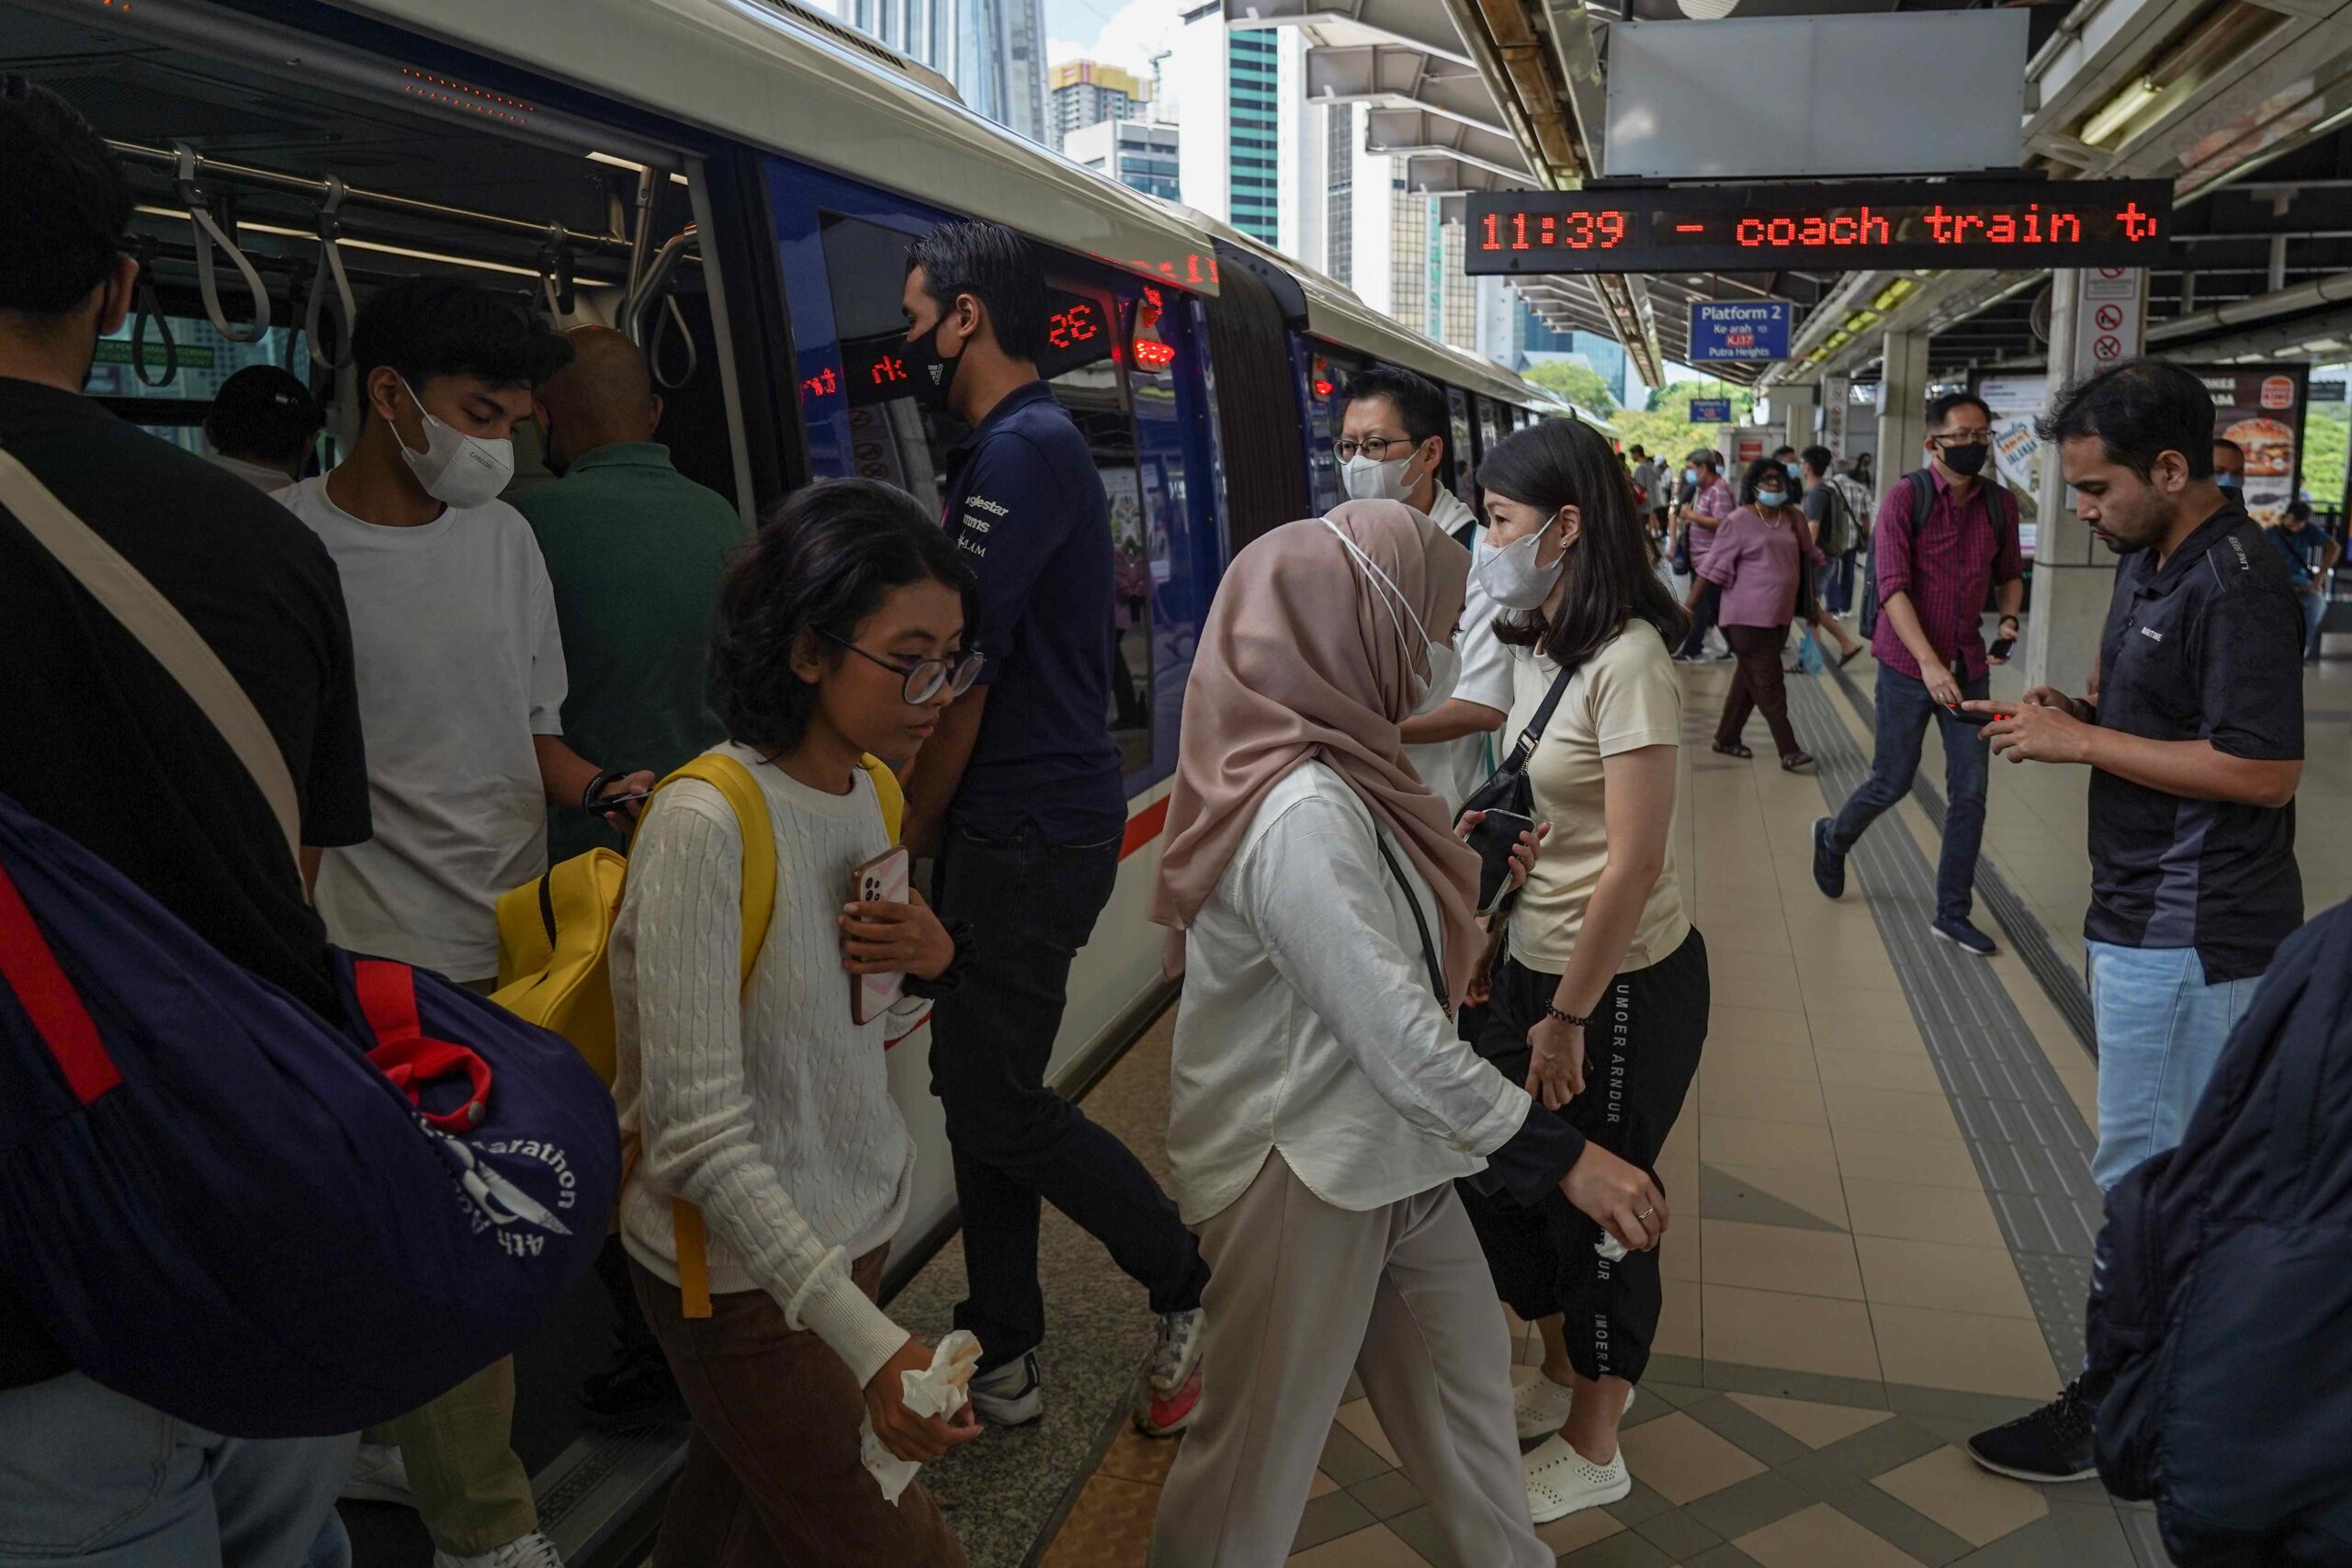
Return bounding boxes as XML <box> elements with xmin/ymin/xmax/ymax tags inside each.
<box><xmin>1645</xmin><ymin>379</ymin><xmax>1752</xmax><ymax>420</ymax></box>
<box><xmin>2302</xmin><ymin>395</ymin><xmax>2348</xmax><ymax>513</ymax></box>
<box><xmin>1523</xmin><ymin>358</ymin><xmax>1619</xmax><ymax>413</ymax></box>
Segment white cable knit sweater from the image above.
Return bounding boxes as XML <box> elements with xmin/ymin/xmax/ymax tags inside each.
<box><xmin>611</xmin><ymin>742</ymin><xmax>915</xmax><ymax>1389</ymax></box>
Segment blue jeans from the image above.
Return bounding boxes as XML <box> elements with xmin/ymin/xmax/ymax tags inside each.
<box><xmin>2086</xmin><ymin>942</ymin><xmax>2263</xmax><ymax>1190</ymax></box>
<box><xmin>0</xmin><ymin>1373</ymin><xmax>354</xmax><ymax>1567</ymax></box>
<box><xmin>1826</xmin><ymin>548</ymin><xmax>1859</xmax><ymax>615</ymax></box>
<box><xmin>1826</xmin><ymin>665</ymin><xmax>1990</xmax><ymax>922</ymax></box>
<box><xmin>2300</xmin><ymin>587</ymin><xmax>2326</xmax><ymax>658</ymax></box>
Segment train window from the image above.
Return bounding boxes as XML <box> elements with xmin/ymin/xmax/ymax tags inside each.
<box><xmin>1446</xmin><ymin>387</ymin><xmax>1476</xmax><ymax>503</ymax></box>
<box><xmin>1475</xmin><ymin>396</ymin><xmax>1505</xmax><ymax>473</ymax></box>
<box><xmin>88</xmin><ymin>314</ymin><xmax>322</xmax><ymax>465</ymax></box>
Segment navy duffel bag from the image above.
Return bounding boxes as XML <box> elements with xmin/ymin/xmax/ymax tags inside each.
<box><xmin>0</xmin><ymin>794</ymin><xmax>619</xmax><ymax>1438</ymax></box>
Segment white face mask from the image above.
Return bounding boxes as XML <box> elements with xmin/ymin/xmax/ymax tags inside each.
<box><xmin>1339</xmin><ymin>446</ymin><xmax>1427</xmax><ymax>505</ymax></box>
<box><xmin>394</xmin><ymin>375</ymin><xmax>514</xmax><ymax>508</ymax></box>
<box><xmin>1320</xmin><ymin>518</ymin><xmax>1457</xmax><ymax>717</ymax></box>
<box><xmin>1474</xmin><ymin>519</ymin><xmax>1568</xmax><ymax>611</ymax></box>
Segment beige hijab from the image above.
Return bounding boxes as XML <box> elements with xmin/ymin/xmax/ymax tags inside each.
<box><xmin>1150</xmin><ymin>499</ymin><xmax>1484</xmax><ymax>1006</ymax></box>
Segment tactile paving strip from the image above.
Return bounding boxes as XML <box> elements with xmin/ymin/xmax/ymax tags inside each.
<box><xmin>1785</xmin><ymin>677</ymin><xmax>2108</xmax><ymax>1377</ymax></box>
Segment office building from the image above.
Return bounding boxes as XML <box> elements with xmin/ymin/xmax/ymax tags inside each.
<box><xmin>962</xmin><ymin>0</ymin><xmax>1047</xmax><ymax>143</ymax></box>
<box><xmin>1064</xmin><ymin>118</ymin><xmax>1181</xmax><ymax>201</ymax></box>
<box><xmin>1170</xmin><ymin>7</ymin><xmax>1304</xmax><ymax>250</ymax></box>
<box><xmin>1049</xmin><ymin>60</ymin><xmax>1149</xmax><ymax>153</ymax></box>
<box><xmin>831</xmin><ymin>0</ymin><xmax>956</xmax><ymax>84</ymax></box>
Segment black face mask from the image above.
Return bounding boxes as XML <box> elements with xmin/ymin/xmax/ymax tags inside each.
<box><xmin>1939</xmin><ymin>441</ymin><xmax>1991</xmax><ymax>478</ymax></box>
<box><xmin>902</xmin><ymin>318</ymin><xmax>963</xmax><ymax>412</ymax></box>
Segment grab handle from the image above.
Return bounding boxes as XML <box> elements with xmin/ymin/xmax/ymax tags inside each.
<box><xmin>175</xmin><ymin>142</ymin><xmax>271</xmax><ymax>344</ymax></box>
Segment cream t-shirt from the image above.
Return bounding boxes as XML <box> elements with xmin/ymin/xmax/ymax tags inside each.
<box><xmin>1504</xmin><ymin>621</ymin><xmax>1690</xmax><ymax>976</ymax></box>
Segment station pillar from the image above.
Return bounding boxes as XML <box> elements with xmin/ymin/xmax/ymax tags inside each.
<box><xmin>1778</xmin><ymin>383</ymin><xmax>1817</xmax><ymax>451</ymax></box>
<box><xmin>2020</xmin><ymin>267</ymin><xmax>2134</xmax><ymax>695</ymax></box>
<box><xmin>1876</xmin><ymin>329</ymin><xmax>1928</xmax><ymax>493</ymax></box>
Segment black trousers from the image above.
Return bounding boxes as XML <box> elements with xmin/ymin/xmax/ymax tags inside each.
<box><xmin>1458</xmin><ymin>931</ymin><xmax>1709</xmax><ymax>1386</ymax></box>
<box><xmin>930</xmin><ymin>823</ymin><xmax>1208</xmax><ymax>1369</ymax></box>
<box><xmin>1677</xmin><ymin>581</ymin><xmax>1721</xmax><ymax>658</ymax></box>
<box><xmin>1718</xmin><ymin>625</ymin><xmax>1802</xmax><ymax>760</ymax></box>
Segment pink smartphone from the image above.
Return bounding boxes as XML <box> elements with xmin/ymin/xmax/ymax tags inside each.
<box><xmin>850</xmin><ymin>846</ymin><xmax>911</xmax><ymax>1025</ymax></box>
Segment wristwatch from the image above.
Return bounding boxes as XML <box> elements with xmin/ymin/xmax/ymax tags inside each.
<box><xmin>904</xmin><ymin>917</ymin><xmax>975</xmax><ymax>998</ymax></box>
<box><xmin>580</xmin><ymin>768</ymin><xmax>623</xmax><ymax>815</ymax></box>
<box><xmin>1544</xmin><ymin>1003</ymin><xmax>1593</xmax><ymax>1030</ymax></box>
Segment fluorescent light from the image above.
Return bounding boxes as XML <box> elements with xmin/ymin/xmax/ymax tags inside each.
<box><xmin>587</xmin><ymin>151</ymin><xmax>649</xmax><ymax>173</ymax></box>
<box><xmin>2084</xmin><ymin>77</ymin><xmax>2159</xmax><ymax>147</ymax></box>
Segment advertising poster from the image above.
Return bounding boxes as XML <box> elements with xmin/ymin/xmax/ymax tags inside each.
<box><xmin>2187</xmin><ymin>365</ymin><xmax>2308</xmax><ymax>527</ymax></box>
<box><xmin>1973</xmin><ymin>375</ymin><xmax>2048</xmax><ymax>556</ymax></box>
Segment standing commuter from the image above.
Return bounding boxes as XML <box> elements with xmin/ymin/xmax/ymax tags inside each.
<box><xmin>281</xmin><ymin>276</ymin><xmax>652</xmax><ymax>1568</ymax></box>
<box><xmin>614</xmin><ymin>481</ymin><xmax>981</xmax><ymax>1567</ymax></box>
<box><xmin>1627</xmin><ymin>446</ymin><xmax>1657</xmax><ymax>524</ymax></box>
<box><xmin>514</xmin><ymin>325</ymin><xmax>744</xmax><ymax>1423</ymax></box>
<box><xmin>204</xmin><ymin>364</ymin><xmax>322</xmax><ymax>491</ymax></box>
<box><xmin>1671</xmin><ymin>449</ymin><xmax>1735</xmax><ymax>660</ymax></box>
<box><xmin>2211</xmin><ymin>434</ymin><xmax>2245</xmax><ymax>495</ymax></box>
<box><xmin>893</xmin><ymin>220</ymin><xmax>1210</xmax><ymax>1437</ymax></box>
<box><xmin>1696</xmin><ymin>458</ymin><xmax>1819</xmax><ymax>771</ymax></box>
<box><xmin>1771</xmin><ymin>444</ymin><xmax>1799</xmax><ymax>482</ymax></box>
<box><xmin>2270</xmin><ymin>500</ymin><xmax>2338</xmax><ymax>662</ymax></box>
<box><xmin>1962</xmin><ymin>358</ymin><xmax>2305</xmax><ymax>1483</ymax></box>
<box><xmin>1804</xmin><ymin>446</ymin><xmax>1860</xmax><ymax>619</ymax></box>
<box><xmin>1336</xmin><ymin>365</ymin><xmax>1510</xmax><ymax>814</ymax></box>
<box><xmin>1147</xmin><ymin>498</ymin><xmax>1664</xmax><ymax>1565</ymax></box>
<box><xmin>0</xmin><ymin>79</ymin><xmax>368</xmax><ymax>1568</ymax></box>
<box><xmin>1811</xmin><ymin>392</ymin><xmax>2024</xmax><ymax>957</ymax></box>
<box><xmin>1445</xmin><ymin>421</ymin><xmax>1707</xmax><ymax>1524</ymax></box>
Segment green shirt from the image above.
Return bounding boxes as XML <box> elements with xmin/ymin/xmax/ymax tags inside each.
<box><xmin>514</xmin><ymin>442</ymin><xmax>743</xmax><ymax>863</ymax></box>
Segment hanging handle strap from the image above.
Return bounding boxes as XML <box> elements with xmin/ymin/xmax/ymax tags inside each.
<box><xmin>128</xmin><ymin>237</ymin><xmax>179</xmax><ymax>389</ymax></box>
<box><xmin>353</xmin><ymin>959</ymin><xmax>492</xmax><ymax>1132</ymax></box>
<box><xmin>175</xmin><ymin>142</ymin><xmax>271</xmax><ymax>344</ymax></box>
<box><xmin>650</xmin><ymin>293</ymin><xmax>698</xmax><ymax>389</ymax></box>
<box><xmin>0</xmin><ymin>449</ymin><xmax>301</xmax><ymax>874</ymax></box>
<box><xmin>303</xmin><ymin>175</ymin><xmax>356</xmax><ymax>371</ymax></box>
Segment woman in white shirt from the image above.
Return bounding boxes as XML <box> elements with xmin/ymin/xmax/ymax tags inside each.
<box><xmin>1456</xmin><ymin>419</ymin><xmax>1710</xmax><ymax>1525</ymax></box>
<box><xmin>612</xmin><ymin>479</ymin><xmax>980</xmax><ymax>1567</ymax></box>
<box><xmin>1147</xmin><ymin>499</ymin><xmax>1668</xmax><ymax>1567</ymax></box>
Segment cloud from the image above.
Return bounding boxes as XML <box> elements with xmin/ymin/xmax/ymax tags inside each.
<box><xmin>1046</xmin><ymin>0</ymin><xmax>1181</xmax><ymax>75</ymax></box>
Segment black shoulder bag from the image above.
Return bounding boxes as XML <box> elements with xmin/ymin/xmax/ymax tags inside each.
<box><xmin>1455</xmin><ymin>658</ymin><xmax>1578</xmax><ymax>915</ymax></box>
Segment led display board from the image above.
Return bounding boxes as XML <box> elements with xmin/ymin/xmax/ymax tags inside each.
<box><xmin>838</xmin><ymin>289</ymin><xmax>1115</xmax><ymax>405</ymax></box>
<box><xmin>1465</xmin><ymin>180</ymin><xmax>2172</xmax><ymax>275</ymax></box>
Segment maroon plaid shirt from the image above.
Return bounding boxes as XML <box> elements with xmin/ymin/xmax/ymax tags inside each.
<box><xmin>1868</xmin><ymin>469</ymin><xmax>2023</xmax><ymax>682</ymax></box>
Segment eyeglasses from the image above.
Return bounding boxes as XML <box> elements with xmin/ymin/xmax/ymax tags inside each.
<box><xmin>1333</xmin><ymin>435</ymin><xmax>1415</xmax><ymax>462</ymax></box>
<box><xmin>1932</xmin><ymin>431</ymin><xmax>1994</xmax><ymax>448</ymax></box>
<box><xmin>820</xmin><ymin>629</ymin><xmax>985</xmax><ymax>705</ymax></box>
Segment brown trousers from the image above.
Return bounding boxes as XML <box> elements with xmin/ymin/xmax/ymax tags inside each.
<box><xmin>631</xmin><ymin>1250</ymin><xmax>967</xmax><ymax>1568</ymax></box>
<box><xmin>1717</xmin><ymin>624</ymin><xmax>1802</xmax><ymax>759</ymax></box>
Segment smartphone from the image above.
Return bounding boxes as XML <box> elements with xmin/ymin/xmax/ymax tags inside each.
<box><xmin>593</xmin><ymin>788</ymin><xmax>654</xmax><ymax>812</ymax></box>
<box><xmin>1943</xmin><ymin>703</ymin><xmax>2016</xmax><ymax>726</ymax></box>
<box><xmin>849</xmin><ymin>845</ymin><xmax>911</xmax><ymax>1026</ymax></box>
<box><xmin>1988</xmin><ymin>635</ymin><xmax>2018</xmax><ymax>660</ymax></box>
<box><xmin>1462</xmin><ymin>807</ymin><xmax>1537</xmax><ymax>916</ymax></box>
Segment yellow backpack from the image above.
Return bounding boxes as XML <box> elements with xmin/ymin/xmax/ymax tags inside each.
<box><xmin>492</xmin><ymin>750</ymin><xmax>905</xmax><ymax>1315</ymax></box>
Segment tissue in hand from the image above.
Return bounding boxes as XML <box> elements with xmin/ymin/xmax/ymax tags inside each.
<box><xmin>861</xmin><ymin>1330</ymin><xmax>982</xmax><ymax>1504</ymax></box>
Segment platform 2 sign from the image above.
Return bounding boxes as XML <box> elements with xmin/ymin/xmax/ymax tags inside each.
<box><xmin>1466</xmin><ymin>180</ymin><xmax>2173</xmax><ymax>274</ymax></box>
<box><xmin>1690</xmin><ymin>302</ymin><xmax>1790</xmax><ymax>363</ymax></box>
<box><xmin>1689</xmin><ymin>397</ymin><xmax>1733</xmax><ymax>423</ymax></box>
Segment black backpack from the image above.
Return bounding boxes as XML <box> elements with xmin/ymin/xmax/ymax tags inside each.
<box><xmin>2086</xmin><ymin>901</ymin><xmax>2352</xmax><ymax>1563</ymax></box>
<box><xmin>1857</xmin><ymin>470</ymin><xmax>2012</xmax><ymax>645</ymax></box>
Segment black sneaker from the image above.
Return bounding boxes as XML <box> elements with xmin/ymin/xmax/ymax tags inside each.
<box><xmin>1933</xmin><ymin>915</ymin><xmax>1997</xmax><ymax>956</ymax></box>
<box><xmin>1966</xmin><ymin>1379</ymin><xmax>2098</xmax><ymax>1482</ymax></box>
<box><xmin>578</xmin><ymin>1346</ymin><xmax>686</xmax><ymax>1426</ymax></box>
<box><xmin>1812</xmin><ymin>818</ymin><xmax>1845</xmax><ymax>899</ymax></box>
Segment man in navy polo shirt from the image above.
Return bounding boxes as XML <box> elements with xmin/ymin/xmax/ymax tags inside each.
<box><xmin>1962</xmin><ymin>357</ymin><xmax>2304</xmax><ymax>1483</ymax></box>
<box><xmin>897</xmin><ymin>220</ymin><xmax>1208</xmax><ymax>1438</ymax></box>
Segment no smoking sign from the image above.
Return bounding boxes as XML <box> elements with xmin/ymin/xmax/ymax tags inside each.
<box><xmin>2094</xmin><ymin>334</ymin><xmax>2124</xmax><ymax>361</ymax></box>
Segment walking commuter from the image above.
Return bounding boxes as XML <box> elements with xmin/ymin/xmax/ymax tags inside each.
<box><xmin>2270</xmin><ymin>500</ymin><xmax>2338</xmax><ymax>662</ymax></box>
<box><xmin>1696</xmin><ymin>458</ymin><xmax>1820</xmax><ymax>771</ymax></box>
<box><xmin>203</xmin><ymin>364</ymin><xmax>322</xmax><ymax>491</ymax></box>
<box><xmin>892</xmin><ymin>220</ymin><xmax>1210</xmax><ymax>1436</ymax></box>
<box><xmin>1962</xmin><ymin>358</ymin><xmax>2306</xmax><ymax>1483</ymax></box>
<box><xmin>0</xmin><ymin>79</ymin><xmax>368</xmax><ymax>1568</ymax></box>
<box><xmin>1147</xmin><ymin>497</ymin><xmax>1667</xmax><ymax>1565</ymax></box>
<box><xmin>1671</xmin><ymin>448</ymin><xmax>1735</xmax><ymax>660</ymax></box>
<box><xmin>513</xmin><ymin>325</ymin><xmax>744</xmax><ymax>1422</ymax></box>
<box><xmin>1628</xmin><ymin>445</ymin><xmax>1658</xmax><ymax>524</ymax></box>
<box><xmin>1444</xmin><ymin>419</ymin><xmax>1707</xmax><ymax>1524</ymax></box>
<box><xmin>615</xmin><ymin>480</ymin><xmax>982</xmax><ymax>1567</ymax></box>
<box><xmin>1335</xmin><ymin>365</ymin><xmax>1510</xmax><ymax>813</ymax></box>
<box><xmin>1811</xmin><ymin>391</ymin><xmax>2024</xmax><ymax>957</ymax></box>
<box><xmin>282</xmin><ymin>276</ymin><xmax>651</xmax><ymax>1568</ymax></box>
<box><xmin>1804</xmin><ymin>446</ymin><xmax>1863</xmax><ymax>620</ymax></box>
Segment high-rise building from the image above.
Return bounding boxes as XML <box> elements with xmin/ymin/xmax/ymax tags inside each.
<box><xmin>962</xmin><ymin>0</ymin><xmax>1046</xmax><ymax>143</ymax></box>
<box><xmin>1063</xmin><ymin>118</ymin><xmax>1181</xmax><ymax>201</ymax></box>
<box><xmin>1048</xmin><ymin>60</ymin><xmax>1149</xmax><ymax>153</ymax></box>
<box><xmin>832</xmin><ymin>0</ymin><xmax>956</xmax><ymax>84</ymax></box>
<box><xmin>1169</xmin><ymin>7</ymin><xmax>1306</xmax><ymax>251</ymax></box>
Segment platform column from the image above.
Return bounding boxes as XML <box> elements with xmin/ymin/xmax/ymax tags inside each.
<box><xmin>1778</xmin><ymin>382</ymin><xmax>1818</xmax><ymax>451</ymax></box>
<box><xmin>1876</xmin><ymin>329</ymin><xmax>1928</xmax><ymax>497</ymax></box>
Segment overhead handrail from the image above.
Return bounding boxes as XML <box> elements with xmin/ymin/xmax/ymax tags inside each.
<box><xmin>650</xmin><ymin>293</ymin><xmax>699</xmax><ymax>390</ymax></box>
<box><xmin>175</xmin><ymin>141</ymin><xmax>271</xmax><ymax>344</ymax></box>
<box><xmin>127</xmin><ymin>236</ymin><xmax>179</xmax><ymax>389</ymax></box>
<box><xmin>537</xmin><ymin>230</ymin><xmax>578</xmax><ymax>319</ymax></box>
<box><xmin>304</xmin><ymin>175</ymin><xmax>357</xmax><ymax>371</ymax></box>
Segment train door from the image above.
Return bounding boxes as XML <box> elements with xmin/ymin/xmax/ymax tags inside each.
<box><xmin>1300</xmin><ymin>342</ymin><xmax>1366</xmax><ymax>515</ymax></box>
<box><xmin>1475</xmin><ymin>395</ymin><xmax>1506</xmax><ymax>477</ymax></box>
<box><xmin>1447</xmin><ymin>386</ymin><xmax>1477</xmax><ymax>503</ymax></box>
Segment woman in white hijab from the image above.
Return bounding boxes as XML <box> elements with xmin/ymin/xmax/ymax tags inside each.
<box><xmin>1146</xmin><ymin>500</ymin><xmax>1668</xmax><ymax>1567</ymax></box>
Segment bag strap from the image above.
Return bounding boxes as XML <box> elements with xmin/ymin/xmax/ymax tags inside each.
<box><xmin>1498</xmin><ymin>659</ymin><xmax>1578</xmax><ymax>773</ymax></box>
<box><xmin>1374</xmin><ymin>832</ymin><xmax>1450</xmax><ymax>1018</ymax></box>
<box><xmin>0</xmin><ymin>448</ymin><xmax>301</xmax><ymax>873</ymax></box>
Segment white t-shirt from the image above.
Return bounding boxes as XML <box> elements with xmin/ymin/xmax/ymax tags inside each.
<box><xmin>1403</xmin><ymin>488</ymin><xmax>1514</xmax><ymax>815</ymax></box>
<box><xmin>279</xmin><ymin>475</ymin><xmax>568</xmax><ymax>979</ymax></box>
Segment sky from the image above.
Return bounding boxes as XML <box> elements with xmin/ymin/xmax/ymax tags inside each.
<box><xmin>1045</xmin><ymin>0</ymin><xmax>1183</xmax><ymax>77</ymax></box>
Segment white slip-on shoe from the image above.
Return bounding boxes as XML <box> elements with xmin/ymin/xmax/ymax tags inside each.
<box><xmin>1514</xmin><ymin>1375</ymin><xmax>1637</xmax><ymax>1442</ymax></box>
<box><xmin>1523</xmin><ymin>1434</ymin><xmax>1632</xmax><ymax>1524</ymax></box>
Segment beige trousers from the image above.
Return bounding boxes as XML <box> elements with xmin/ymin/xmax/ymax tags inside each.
<box><xmin>1149</xmin><ymin>1154</ymin><xmax>1549</xmax><ymax>1568</ymax></box>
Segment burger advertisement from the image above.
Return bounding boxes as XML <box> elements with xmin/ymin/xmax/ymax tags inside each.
<box><xmin>2191</xmin><ymin>366</ymin><xmax>2309</xmax><ymax>527</ymax></box>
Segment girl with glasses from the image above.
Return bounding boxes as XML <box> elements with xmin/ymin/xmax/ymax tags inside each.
<box><xmin>611</xmin><ymin>478</ymin><xmax>980</xmax><ymax>1567</ymax></box>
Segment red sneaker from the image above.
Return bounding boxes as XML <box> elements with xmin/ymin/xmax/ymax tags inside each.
<box><xmin>1136</xmin><ymin>1362</ymin><xmax>1203</xmax><ymax>1437</ymax></box>
<box><xmin>1134</xmin><ymin>1308</ymin><xmax>1204</xmax><ymax>1437</ymax></box>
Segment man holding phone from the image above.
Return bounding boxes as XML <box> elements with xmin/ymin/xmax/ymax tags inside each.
<box><xmin>1812</xmin><ymin>392</ymin><xmax>2024</xmax><ymax>956</ymax></box>
<box><xmin>1961</xmin><ymin>357</ymin><xmax>2302</xmax><ymax>1483</ymax></box>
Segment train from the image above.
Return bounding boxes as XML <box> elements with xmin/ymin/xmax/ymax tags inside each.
<box><xmin>5</xmin><ymin>0</ymin><xmax>1598</xmax><ymax>1553</ymax></box>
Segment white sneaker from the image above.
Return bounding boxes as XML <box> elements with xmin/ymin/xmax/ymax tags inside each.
<box><xmin>1513</xmin><ymin>1374</ymin><xmax>1636</xmax><ymax>1441</ymax></box>
<box><xmin>432</xmin><ymin>1532</ymin><xmax>564</xmax><ymax>1568</ymax></box>
<box><xmin>968</xmin><ymin>1349</ymin><xmax>1044</xmax><ymax>1427</ymax></box>
<box><xmin>339</xmin><ymin>1443</ymin><xmax>414</xmax><ymax>1508</ymax></box>
<box><xmin>1522</xmin><ymin>1434</ymin><xmax>1632</xmax><ymax>1524</ymax></box>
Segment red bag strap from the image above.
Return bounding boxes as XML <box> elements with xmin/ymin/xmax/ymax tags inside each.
<box><xmin>0</xmin><ymin>863</ymin><xmax>122</xmax><ymax>1105</ymax></box>
<box><xmin>354</xmin><ymin>959</ymin><xmax>491</xmax><ymax>1132</ymax></box>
